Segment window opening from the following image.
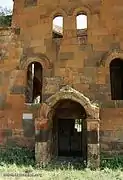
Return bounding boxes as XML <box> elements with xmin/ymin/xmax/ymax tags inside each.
<box><xmin>110</xmin><ymin>58</ymin><xmax>123</xmax><ymax>100</ymax></box>
<box><xmin>52</xmin><ymin>16</ymin><xmax>63</xmax><ymax>38</ymax></box>
<box><xmin>26</xmin><ymin>62</ymin><xmax>42</xmax><ymax>103</ymax></box>
<box><xmin>76</xmin><ymin>14</ymin><xmax>87</xmax><ymax>30</ymax></box>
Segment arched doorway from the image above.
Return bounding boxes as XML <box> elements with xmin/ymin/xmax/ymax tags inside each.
<box><xmin>52</xmin><ymin>99</ymin><xmax>87</xmax><ymax>162</ymax></box>
<box><xmin>35</xmin><ymin>86</ymin><xmax>100</xmax><ymax>168</ymax></box>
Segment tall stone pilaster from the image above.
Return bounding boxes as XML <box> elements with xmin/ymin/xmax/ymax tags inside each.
<box><xmin>87</xmin><ymin>119</ymin><xmax>100</xmax><ymax>169</ymax></box>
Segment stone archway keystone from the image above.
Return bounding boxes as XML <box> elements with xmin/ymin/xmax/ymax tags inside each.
<box><xmin>46</xmin><ymin>85</ymin><xmax>99</xmax><ymax>120</ymax></box>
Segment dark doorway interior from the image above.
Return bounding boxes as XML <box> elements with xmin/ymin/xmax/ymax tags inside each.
<box><xmin>58</xmin><ymin>118</ymin><xmax>83</xmax><ymax>157</ymax></box>
<box><xmin>52</xmin><ymin>99</ymin><xmax>87</xmax><ymax>162</ymax></box>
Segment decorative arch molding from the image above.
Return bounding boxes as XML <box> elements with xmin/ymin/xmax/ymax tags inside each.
<box><xmin>46</xmin><ymin>85</ymin><xmax>99</xmax><ymax>119</ymax></box>
<box><xmin>72</xmin><ymin>6</ymin><xmax>91</xmax><ymax>30</ymax></box>
<box><xmin>50</xmin><ymin>8</ymin><xmax>67</xmax><ymax>20</ymax></box>
<box><xmin>100</xmin><ymin>49</ymin><xmax>123</xmax><ymax>67</ymax></box>
<box><xmin>73</xmin><ymin>6</ymin><xmax>92</xmax><ymax>16</ymax></box>
<box><xmin>19</xmin><ymin>54</ymin><xmax>52</xmax><ymax>70</ymax></box>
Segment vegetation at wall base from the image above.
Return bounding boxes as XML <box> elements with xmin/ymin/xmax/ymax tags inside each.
<box><xmin>0</xmin><ymin>147</ymin><xmax>123</xmax><ymax>179</ymax></box>
<box><xmin>0</xmin><ymin>146</ymin><xmax>35</xmax><ymax>167</ymax></box>
<box><xmin>101</xmin><ymin>154</ymin><xmax>123</xmax><ymax>170</ymax></box>
<box><xmin>0</xmin><ymin>146</ymin><xmax>123</xmax><ymax>170</ymax></box>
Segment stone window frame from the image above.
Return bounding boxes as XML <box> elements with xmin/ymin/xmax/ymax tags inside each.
<box><xmin>19</xmin><ymin>56</ymin><xmax>52</xmax><ymax>105</ymax></box>
<box><xmin>72</xmin><ymin>7</ymin><xmax>91</xmax><ymax>45</ymax></box>
<box><xmin>73</xmin><ymin>7</ymin><xmax>91</xmax><ymax>37</ymax></box>
<box><xmin>99</xmin><ymin>50</ymin><xmax>123</xmax><ymax>100</ymax></box>
<box><xmin>50</xmin><ymin>9</ymin><xmax>67</xmax><ymax>39</ymax></box>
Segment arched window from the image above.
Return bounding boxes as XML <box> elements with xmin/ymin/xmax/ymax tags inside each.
<box><xmin>110</xmin><ymin>58</ymin><xmax>123</xmax><ymax>100</ymax></box>
<box><xmin>26</xmin><ymin>62</ymin><xmax>42</xmax><ymax>103</ymax></box>
<box><xmin>76</xmin><ymin>14</ymin><xmax>87</xmax><ymax>30</ymax></box>
<box><xmin>76</xmin><ymin>13</ymin><xmax>87</xmax><ymax>37</ymax></box>
<box><xmin>52</xmin><ymin>16</ymin><xmax>63</xmax><ymax>38</ymax></box>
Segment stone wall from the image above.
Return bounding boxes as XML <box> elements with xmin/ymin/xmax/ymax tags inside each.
<box><xmin>0</xmin><ymin>27</ymin><xmax>37</xmax><ymax>148</ymax></box>
<box><xmin>100</xmin><ymin>108</ymin><xmax>123</xmax><ymax>156</ymax></box>
<box><xmin>0</xmin><ymin>0</ymin><xmax>123</xmax><ymax>156</ymax></box>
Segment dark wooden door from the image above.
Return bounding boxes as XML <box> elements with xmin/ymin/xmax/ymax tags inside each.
<box><xmin>58</xmin><ymin>119</ymin><xmax>83</xmax><ymax>157</ymax></box>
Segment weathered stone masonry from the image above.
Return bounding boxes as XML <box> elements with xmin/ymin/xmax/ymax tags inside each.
<box><xmin>1</xmin><ymin>0</ymin><xmax>123</xmax><ymax>168</ymax></box>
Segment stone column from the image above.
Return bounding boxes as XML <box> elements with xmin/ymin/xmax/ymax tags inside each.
<box><xmin>87</xmin><ymin>118</ymin><xmax>100</xmax><ymax>169</ymax></box>
<box><xmin>35</xmin><ymin>118</ymin><xmax>51</xmax><ymax>165</ymax></box>
<box><xmin>35</xmin><ymin>104</ymin><xmax>52</xmax><ymax>165</ymax></box>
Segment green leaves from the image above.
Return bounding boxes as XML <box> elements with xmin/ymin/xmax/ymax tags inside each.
<box><xmin>0</xmin><ymin>7</ymin><xmax>12</xmax><ymax>27</ymax></box>
<box><xmin>101</xmin><ymin>155</ymin><xmax>123</xmax><ymax>170</ymax></box>
<box><xmin>0</xmin><ymin>15</ymin><xmax>12</xmax><ymax>27</ymax></box>
<box><xmin>0</xmin><ymin>146</ymin><xmax>35</xmax><ymax>166</ymax></box>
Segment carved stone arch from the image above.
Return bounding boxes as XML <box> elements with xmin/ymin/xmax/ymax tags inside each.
<box><xmin>35</xmin><ymin>86</ymin><xmax>100</xmax><ymax>168</ymax></box>
<box><xmin>73</xmin><ymin>6</ymin><xmax>92</xmax><ymax>16</ymax></box>
<box><xmin>100</xmin><ymin>49</ymin><xmax>123</xmax><ymax>67</ymax></box>
<box><xmin>19</xmin><ymin>54</ymin><xmax>52</xmax><ymax>70</ymax></box>
<box><xmin>46</xmin><ymin>86</ymin><xmax>99</xmax><ymax>119</ymax></box>
<box><xmin>50</xmin><ymin>8</ymin><xmax>67</xmax><ymax>20</ymax></box>
<box><xmin>47</xmin><ymin>9</ymin><xmax>65</xmax><ymax>38</ymax></box>
<box><xmin>73</xmin><ymin>6</ymin><xmax>91</xmax><ymax>30</ymax></box>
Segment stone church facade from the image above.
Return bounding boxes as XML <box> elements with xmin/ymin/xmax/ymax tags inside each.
<box><xmin>0</xmin><ymin>0</ymin><xmax>123</xmax><ymax>168</ymax></box>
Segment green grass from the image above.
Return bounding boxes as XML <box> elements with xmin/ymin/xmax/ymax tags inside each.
<box><xmin>0</xmin><ymin>147</ymin><xmax>123</xmax><ymax>179</ymax></box>
<box><xmin>0</xmin><ymin>164</ymin><xmax>123</xmax><ymax>180</ymax></box>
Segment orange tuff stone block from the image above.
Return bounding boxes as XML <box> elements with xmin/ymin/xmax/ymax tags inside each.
<box><xmin>6</xmin><ymin>95</ymin><xmax>25</xmax><ymax>110</ymax></box>
<box><xmin>35</xmin><ymin>118</ymin><xmax>49</xmax><ymax>130</ymax></box>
